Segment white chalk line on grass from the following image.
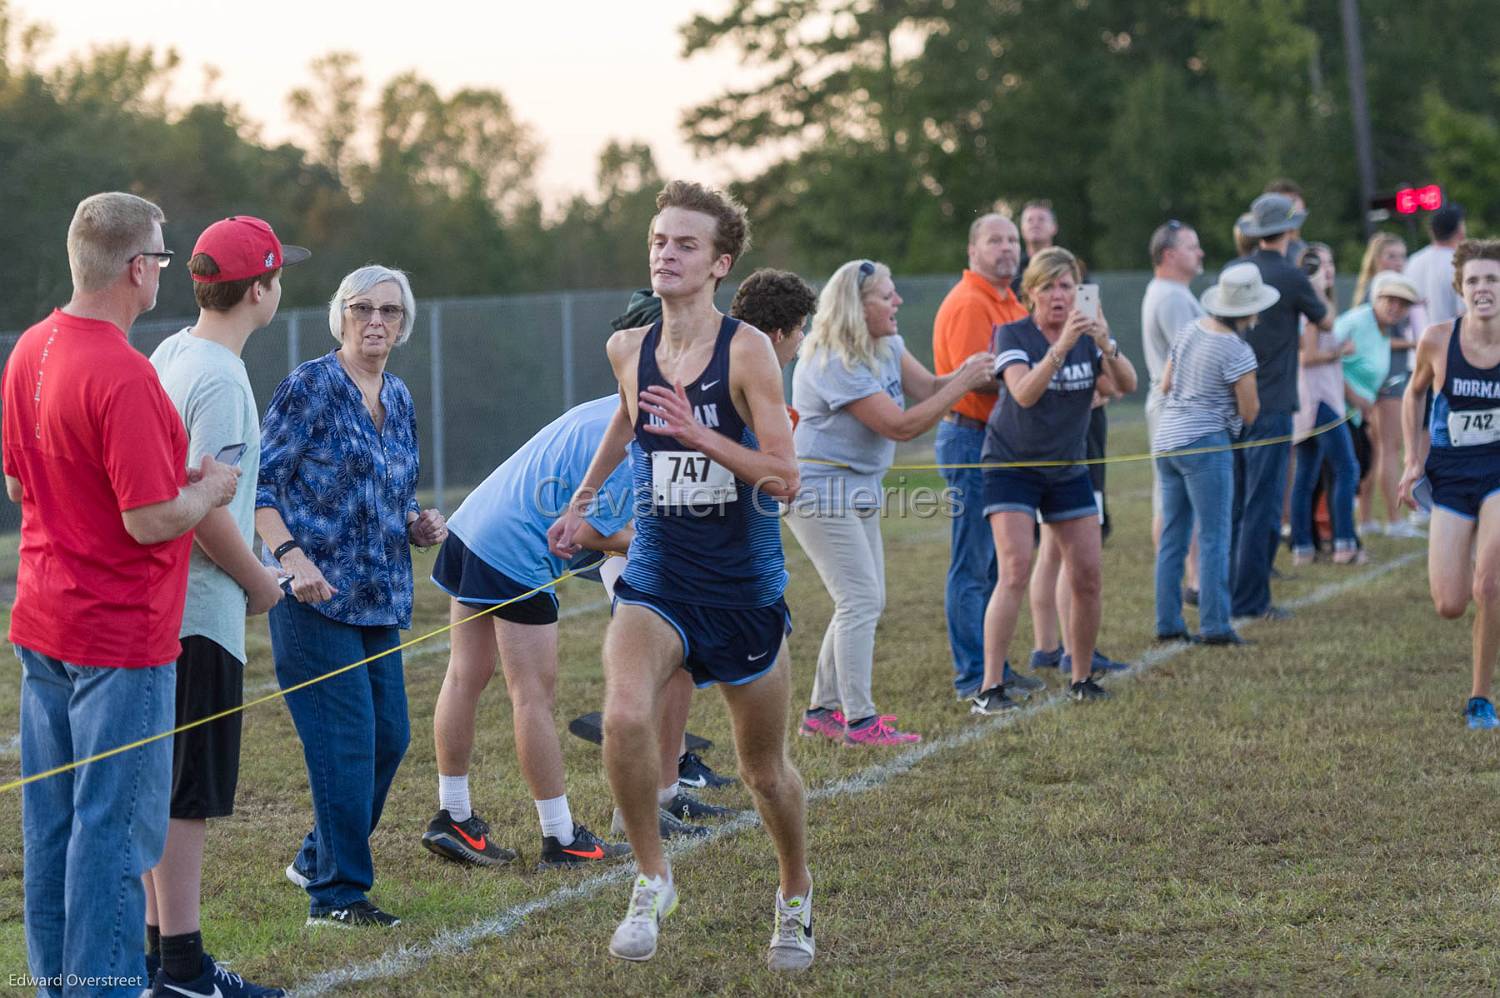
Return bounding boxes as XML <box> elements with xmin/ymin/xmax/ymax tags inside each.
<box><xmin>288</xmin><ymin>549</ymin><xmax>1423</xmax><ymax>997</ymax></box>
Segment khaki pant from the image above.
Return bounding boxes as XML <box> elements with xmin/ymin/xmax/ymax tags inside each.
<box><xmin>785</xmin><ymin>507</ymin><xmax>886</xmax><ymax>722</ymax></box>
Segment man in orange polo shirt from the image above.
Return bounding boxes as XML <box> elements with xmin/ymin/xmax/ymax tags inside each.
<box><xmin>933</xmin><ymin>213</ymin><xmax>1028</xmax><ymax>698</ymax></box>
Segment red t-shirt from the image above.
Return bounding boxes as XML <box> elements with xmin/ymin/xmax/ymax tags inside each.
<box><xmin>2</xmin><ymin>310</ymin><xmax>192</xmax><ymax>667</ymax></box>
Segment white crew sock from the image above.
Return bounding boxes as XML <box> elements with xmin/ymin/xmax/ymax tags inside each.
<box><xmin>658</xmin><ymin>782</ymin><xmax>679</xmax><ymax>807</ymax></box>
<box><xmin>439</xmin><ymin>774</ymin><xmax>471</xmax><ymax>823</ymax></box>
<box><xmin>535</xmin><ymin>794</ymin><xmax>575</xmax><ymax>845</ymax></box>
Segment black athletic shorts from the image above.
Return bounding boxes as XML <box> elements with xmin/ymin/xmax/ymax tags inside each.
<box><xmin>170</xmin><ymin>636</ymin><xmax>244</xmax><ymax>820</ymax></box>
<box><xmin>430</xmin><ymin>533</ymin><xmax>559</xmax><ymax>626</ymax></box>
<box><xmin>611</xmin><ymin>578</ymin><xmax>791</xmax><ymax>688</ymax></box>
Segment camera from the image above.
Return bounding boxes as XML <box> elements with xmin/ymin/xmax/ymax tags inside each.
<box><xmin>1300</xmin><ymin>252</ymin><xmax>1322</xmax><ymax>276</ymax></box>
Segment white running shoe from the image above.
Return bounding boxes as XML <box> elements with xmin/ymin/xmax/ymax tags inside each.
<box><xmin>767</xmin><ymin>887</ymin><xmax>815</xmax><ymax>972</ymax></box>
<box><xmin>1385</xmin><ymin>520</ymin><xmax>1426</xmax><ymax>539</ymax></box>
<box><xmin>1359</xmin><ymin>520</ymin><xmax>1385</xmax><ymax>537</ymax></box>
<box><xmin>609</xmin><ymin>870</ymin><xmax>678</xmax><ymax>961</ymax></box>
<box><xmin>285</xmin><ymin>863</ymin><xmax>311</xmax><ymax>889</ymax></box>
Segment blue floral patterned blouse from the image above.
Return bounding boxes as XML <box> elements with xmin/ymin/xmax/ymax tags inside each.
<box><xmin>256</xmin><ymin>351</ymin><xmax>421</xmax><ymax>628</ymax></box>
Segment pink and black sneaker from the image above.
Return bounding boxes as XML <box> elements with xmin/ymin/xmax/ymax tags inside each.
<box><xmin>842</xmin><ymin>715</ymin><xmax>921</xmax><ymax>746</ymax></box>
<box><xmin>799</xmin><ymin>707</ymin><xmax>846</xmax><ymax>741</ymax></box>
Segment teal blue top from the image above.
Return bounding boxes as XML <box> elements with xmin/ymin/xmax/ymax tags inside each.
<box><xmin>1337</xmin><ymin>304</ymin><xmax>1389</xmax><ymax>427</ymax></box>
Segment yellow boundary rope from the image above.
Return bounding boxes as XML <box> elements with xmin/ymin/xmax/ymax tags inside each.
<box><xmin>0</xmin><ymin>414</ymin><xmax>1355</xmax><ymax>794</ymax></box>
<box><xmin>0</xmin><ymin>559</ymin><xmax>608</xmax><ymax>795</ymax></box>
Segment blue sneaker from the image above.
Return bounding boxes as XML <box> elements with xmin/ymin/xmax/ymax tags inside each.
<box><xmin>1002</xmin><ymin>661</ymin><xmax>1046</xmax><ymax>696</ymax></box>
<box><xmin>1029</xmin><ymin>646</ymin><xmax>1063</xmax><ymax>671</ymax></box>
<box><xmin>150</xmin><ymin>952</ymin><xmax>285</xmax><ymax>996</ymax></box>
<box><xmin>1061</xmin><ymin>649</ymin><xmax>1130</xmax><ymax>675</ymax></box>
<box><xmin>1466</xmin><ymin>697</ymin><xmax>1498</xmax><ymax>730</ymax></box>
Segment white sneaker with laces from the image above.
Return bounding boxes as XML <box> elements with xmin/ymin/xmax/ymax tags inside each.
<box><xmin>767</xmin><ymin>886</ymin><xmax>815</xmax><ymax>972</ymax></box>
<box><xmin>1359</xmin><ymin>520</ymin><xmax>1385</xmax><ymax>537</ymax></box>
<box><xmin>1385</xmin><ymin>520</ymin><xmax>1426</xmax><ymax>539</ymax></box>
<box><xmin>609</xmin><ymin>870</ymin><xmax>678</xmax><ymax>961</ymax></box>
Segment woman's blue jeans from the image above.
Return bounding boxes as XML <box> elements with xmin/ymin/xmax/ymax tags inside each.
<box><xmin>1155</xmin><ymin>432</ymin><xmax>1235</xmax><ymax>638</ymax></box>
<box><xmin>269</xmin><ymin>599</ymin><xmax>410</xmax><ymax>912</ymax></box>
<box><xmin>1291</xmin><ymin>402</ymin><xmax>1359</xmax><ymax>555</ymax></box>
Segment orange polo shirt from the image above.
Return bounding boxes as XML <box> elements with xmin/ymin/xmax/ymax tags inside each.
<box><xmin>932</xmin><ymin>270</ymin><xmax>1028</xmax><ymax>423</ymax></box>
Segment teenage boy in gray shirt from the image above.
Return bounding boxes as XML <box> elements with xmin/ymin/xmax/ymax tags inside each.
<box><xmin>144</xmin><ymin>216</ymin><xmax>308</xmax><ymax>998</ymax></box>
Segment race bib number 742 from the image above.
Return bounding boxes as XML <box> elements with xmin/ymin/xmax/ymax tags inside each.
<box><xmin>1448</xmin><ymin>406</ymin><xmax>1500</xmax><ymax>447</ymax></box>
<box><xmin>651</xmin><ymin>450</ymin><xmax>738</xmax><ymax>508</ymax></box>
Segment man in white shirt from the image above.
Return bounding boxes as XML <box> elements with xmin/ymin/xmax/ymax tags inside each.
<box><xmin>1406</xmin><ymin>204</ymin><xmax>1467</xmax><ymax>331</ymax></box>
<box><xmin>1141</xmin><ymin>219</ymin><xmax>1206</xmax><ymax>592</ymax></box>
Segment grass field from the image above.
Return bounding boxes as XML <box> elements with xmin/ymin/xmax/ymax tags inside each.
<box><xmin>1</xmin><ymin>413</ymin><xmax>1496</xmax><ymax>996</ymax></box>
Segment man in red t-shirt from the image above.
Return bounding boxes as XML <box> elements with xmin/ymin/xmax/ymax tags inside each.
<box><xmin>2</xmin><ymin>192</ymin><xmax>239</xmax><ymax>996</ymax></box>
<box><xmin>932</xmin><ymin>214</ymin><xmax>1027</xmax><ymax>698</ymax></box>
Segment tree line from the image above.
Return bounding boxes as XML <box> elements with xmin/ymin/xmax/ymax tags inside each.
<box><xmin>2</xmin><ymin>0</ymin><xmax>1496</xmax><ymax>332</ymax></box>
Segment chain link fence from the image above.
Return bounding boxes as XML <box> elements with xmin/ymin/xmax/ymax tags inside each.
<box><xmin>2</xmin><ymin>269</ymin><xmax>1321</xmax><ymax>534</ymax></box>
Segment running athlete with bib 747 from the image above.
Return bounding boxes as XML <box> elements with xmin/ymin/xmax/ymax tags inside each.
<box><xmin>551</xmin><ymin>181</ymin><xmax>814</xmax><ymax>970</ymax></box>
<box><xmin>1399</xmin><ymin>239</ymin><xmax>1500</xmax><ymax>729</ymax></box>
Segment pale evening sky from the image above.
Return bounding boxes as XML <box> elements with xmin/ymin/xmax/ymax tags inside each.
<box><xmin>14</xmin><ymin>0</ymin><xmax>750</xmax><ymax>208</ymax></box>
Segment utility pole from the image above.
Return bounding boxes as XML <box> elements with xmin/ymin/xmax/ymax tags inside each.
<box><xmin>1340</xmin><ymin>0</ymin><xmax>1378</xmax><ymax>239</ymax></box>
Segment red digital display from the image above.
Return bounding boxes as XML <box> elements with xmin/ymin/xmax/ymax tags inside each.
<box><xmin>1395</xmin><ymin>184</ymin><xmax>1443</xmax><ymax>214</ymax></box>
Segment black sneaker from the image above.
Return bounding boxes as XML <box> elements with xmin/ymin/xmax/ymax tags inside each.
<box><xmin>663</xmin><ymin>790</ymin><xmax>743</xmax><ymax>822</ymax></box>
<box><xmin>537</xmin><ymin>823</ymin><xmax>632</xmax><ymax>869</ymax></box>
<box><xmin>422</xmin><ymin>809</ymin><xmax>518</xmax><ymax>867</ymax></box>
<box><xmin>613</xmin><ymin>804</ymin><xmax>712</xmax><ymax>840</ymax></box>
<box><xmin>306</xmin><ymin>899</ymin><xmax>400</xmax><ymax>928</ymax></box>
<box><xmin>969</xmin><ymin>685</ymin><xmax>1019</xmax><ymax>715</ymax></box>
<box><xmin>1068</xmin><ymin>678</ymin><xmax>1112</xmax><ymax>702</ymax></box>
<box><xmin>151</xmin><ymin>952</ymin><xmax>285</xmax><ymax>997</ymax></box>
<box><xmin>678</xmin><ymin>751</ymin><xmax>737</xmax><ymax>789</ymax></box>
<box><xmin>1001</xmin><ymin>662</ymin><xmax>1046</xmax><ymax>696</ymax></box>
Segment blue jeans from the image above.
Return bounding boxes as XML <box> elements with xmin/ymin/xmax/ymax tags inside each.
<box><xmin>1231</xmin><ymin>411</ymin><xmax>1293</xmax><ymax>617</ymax></box>
<box><xmin>1290</xmin><ymin>402</ymin><xmax>1359</xmax><ymax>554</ymax></box>
<box><xmin>936</xmin><ymin>420</ymin><xmax>996</xmax><ymax>696</ymax></box>
<box><xmin>1155</xmin><ymin>433</ymin><xmax>1234</xmax><ymax>638</ymax></box>
<box><xmin>18</xmin><ymin>647</ymin><xmax>173</xmax><ymax>998</ymax></box>
<box><xmin>269</xmin><ymin>599</ymin><xmax>410</xmax><ymax>912</ymax></box>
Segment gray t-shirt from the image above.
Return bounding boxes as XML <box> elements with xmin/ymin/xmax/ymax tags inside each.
<box><xmin>1406</xmin><ymin>244</ymin><xmax>1463</xmax><ymax>327</ymax></box>
<box><xmin>1141</xmin><ymin>277</ymin><xmax>1204</xmax><ymax>408</ymax></box>
<box><xmin>149</xmin><ymin>329</ymin><xmax>260</xmax><ymax>664</ymax></box>
<box><xmin>1155</xmin><ymin>320</ymin><xmax>1259</xmax><ymax>452</ymax></box>
<box><xmin>983</xmin><ymin>317</ymin><xmax>1101</xmax><ymax>482</ymax></box>
<box><xmin>791</xmin><ymin>335</ymin><xmax>905</xmax><ymax>511</ymax></box>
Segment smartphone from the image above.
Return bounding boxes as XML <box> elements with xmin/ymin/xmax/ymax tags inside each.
<box><xmin>214</xmin><ymin>443</ymin><xmax>247</xmax><ymax>467</ymax></box>
<box><xmin>1075</xmin><ymin>283</ymin><xmax>1100</xmax><ymax>320</ymax></box>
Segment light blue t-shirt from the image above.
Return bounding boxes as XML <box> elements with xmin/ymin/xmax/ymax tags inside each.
<box><xmin>446</xmin><ymin>395</ymin><xmax>634</xmax><ymax>592</ymax></box>
<box><xmin>791</xmin><ymin>335</ymin><xmax>906</xmax><ymax>511</ymax></box>
<box><xmin>149</xmin><ymin>329</ymin><xmax>260</xmax><ymax>664</ymax></box>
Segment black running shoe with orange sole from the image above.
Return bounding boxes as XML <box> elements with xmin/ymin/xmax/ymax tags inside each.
<box><xmin>422</xmin><ymin>809</ymin><xmax>518</xmax><ymax>867</ymax></box>
<box><xmin>537</xmin><ymin>823</ymin><xmax>631</xmax><ymax>870</ymax></box>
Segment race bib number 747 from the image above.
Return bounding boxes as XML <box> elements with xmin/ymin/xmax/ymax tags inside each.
<box><xmin>651</xmin><ymin>450</ymin><xmax>738</xmax><ymax>508</ymax></box>
<box><xmin>1448</xmin><ymin>406</ymin><xmax>1500</xmax><ymax>447</ymax></box>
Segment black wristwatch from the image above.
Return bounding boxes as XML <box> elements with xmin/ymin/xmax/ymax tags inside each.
<box><xmin>272</xmin><ymin>540</ymin><xmax>301</xmax><ymax>563</ymax></box>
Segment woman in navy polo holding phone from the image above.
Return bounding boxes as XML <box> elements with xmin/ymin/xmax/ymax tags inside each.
<box><xmin>255</xmin><ymin>264</ymin><xmax>447</xmax><ymax>928</ymax></box>
<box><xmin>969</xmin><ymin>247</ymin><xmax>1137</xmax><ymax>715</ymax></box>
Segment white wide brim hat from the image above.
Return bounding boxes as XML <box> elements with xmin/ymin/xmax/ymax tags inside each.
<box><xmin>1201</xmin><ymin>261</ymin><xmax>1282</xmax><ymax>318</ymax></box>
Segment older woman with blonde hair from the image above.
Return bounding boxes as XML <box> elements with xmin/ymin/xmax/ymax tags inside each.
<box><xmin>257</xmin><ymin>264</ymin><xmax>447</xmax><ymax>928</ymax></box>
<box><xmin>790</xmin><ymin>259</ymin><xmax>993</xmax><ymax>746</ymax></box>
<box><xmin>970</xmin><ymin>247</ymin><xmax>1137</xmax><ymax>714</ymax></box>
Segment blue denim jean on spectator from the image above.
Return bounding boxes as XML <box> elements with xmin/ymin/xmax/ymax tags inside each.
<box><xmin>18</xmin><ymin>647</ymin><xmax>173</xmax><ymax>998</ymax></box>
<box><xmin>1290</xmin><ymin>402</ymin><xmax>1360</xmax><ymax>555</ymax></box>
<box><xmin>936</xmin><ymin>420</ymin><xmax>996</xmax><ymax>696</ymax></box>
<box><xmin>1155</xmin><ymin>432</ymin><xmax>1235</xmax><ymax>638</ymax></box>
<box><xmin>269</xmin><ymin>598</ymin><xmax>410</xmax><ymax>912</ymax></box>
<box><xmin>1231</xmin><ymin>411</ymin><xmax>1294</xmax><ymax>617</ymax></box>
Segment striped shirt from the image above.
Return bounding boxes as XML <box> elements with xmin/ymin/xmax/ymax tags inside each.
<box><xmin>1154</xmin><ymin>320</ymin><xmax>1258</xmax><ymax>453</ymax></box>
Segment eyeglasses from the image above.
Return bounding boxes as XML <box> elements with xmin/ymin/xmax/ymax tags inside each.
<box><xmin>857</xmin><ymin>260</ymin><xmax>876</xmax><ymax>287</ymax></box>
<box><xmin>346</xmin><ymin>302</ymin><xmax>406</xmax><ymax>323</ymax></box>
<box><xmin>132</xmin><ymin>250</ymin><xmax>174</xmax><ymax>269</ymax></box>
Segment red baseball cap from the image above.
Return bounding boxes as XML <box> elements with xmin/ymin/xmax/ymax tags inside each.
<box><xmin>190</xmin><ymin>216</ymin><xmax>311</xmax><ymax>284</ymax></box>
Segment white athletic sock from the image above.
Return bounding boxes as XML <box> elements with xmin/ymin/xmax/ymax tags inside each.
<box><xmin>535</xmin><ymin>794</ymin><xmax>575</xmax><ymax>845</ymax></box>
<box><xmin>439</xmin><ymin>774</ymin><xmax>471</xmax><ymax>823</ymax></box>
<box><xmin>658</xmin><ymin>782</ymin><xmax>679</xmax><ymax>807</ymax></box>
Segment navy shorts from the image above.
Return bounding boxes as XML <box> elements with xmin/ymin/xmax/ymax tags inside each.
<box><xmin>431</xmin><ymin>534</ymin><xmax>559</xmax><ymax>625</ymax></box>
<box><xmin>982</xmin><ymin>468</ymin><xmax>1098</xmax><ymax>523</ymax></box>
<box><xmin>611</xmin><ymin>578</ymin><xmax>792</xmax><ymax>688</ymax></box>
<box><xmin>1426</xmin><ymin>451</ymin><xmax>1500</xmax><ymax>521</ymax></box>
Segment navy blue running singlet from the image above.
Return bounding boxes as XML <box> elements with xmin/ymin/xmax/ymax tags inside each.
<box><xmin>621</xmin><ymin>315</ymin><xmax>788</xmax><ymax>608</ymax></box>
<box><xmin>1430</xmin><ymin>316</ymin><xmax>1500</xmax><ymax>460</ymax></box>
